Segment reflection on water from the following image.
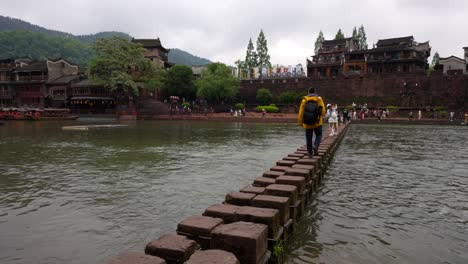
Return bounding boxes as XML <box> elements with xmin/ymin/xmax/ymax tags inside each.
<box><xmin>0</xmin><ymin>120</ymin><xmax>304</xmax><ymax>264</ymax></box>
<box><xmin>287</xmin><ymin>124</ymin><xmax>468</xmax><ymax>264</ymax></box>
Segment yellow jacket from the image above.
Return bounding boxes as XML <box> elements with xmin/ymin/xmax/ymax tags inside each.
<box><xmin>298</xmin><ymin>94</ymin><xmax>326</xmax><ymax>129</ymax></box>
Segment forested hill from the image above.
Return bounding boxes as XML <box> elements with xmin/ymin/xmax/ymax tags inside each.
<box><xmin>0</xmin><ymin>15</ymin><xmax>212</xmax><ymax>66</ymax></box>
<box><xmin>168</xmin><ymin>48</ymin><xmax>212</xmax><ymax>66</ymax></box>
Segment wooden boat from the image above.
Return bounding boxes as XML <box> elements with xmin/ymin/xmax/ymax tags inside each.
<box><xmin>0</xmin><ymin>108</ymin><xmax>79</xmax><ymax>121</ymax></box>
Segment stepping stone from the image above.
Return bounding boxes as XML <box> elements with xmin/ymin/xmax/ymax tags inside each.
<box><xmin>282</xmin><ymin>156</ymin><xmax>300</xmax><ymax>161</ymax></box>
<box><xmin>225</xmin><ymin>192</ymin><xmax>256</xmax><ymax>206</ymax></box>
<box><xmin>284</xmin><ymin>167</ymin><xmax>311</xmax><ymax>181</ymax></box>
<box><xmin>211</xmin><ymin>221</ymin><xmax>268</xmax><ymax>264</ymax></box>
<box><xmin>176</xmin><ymin>216</ymin><xmax>223</xmax><ymax>249</ymax></box>
<box><xmin>253</xmin><ymin>177</ymin><xmax>275</xmax><ymax>187</ymax></box>
<box><xmin>276</xmin><ymin>160</ymin><xmax>295</xmax><ymax>167</ymax></box>
<box><xmin>237</xmin><ymin>206</ymin><xmax>281</xmax><ymax>239</ymax></box>
<box><xmin>275</xmin><ymin>175</ymin><xmax>306</xmax><ymax>194</ymax></box>
<box><xmin>203</xmin><ymin>204</ymin><xmax>240</xmax><ymax>223</ymax></box>
<box><xmin>264</xmin><ymin>184</ymin><xmax>298</xmax><ymax>204</ymax></box>
<box><xmin>240</xmin><ymin>185</ymin><xmax>265</xmax><ymax>195</ymax></box>
<box><xmin>270</xmin><ymin>166</ymin><xmax>290</xmax><ymax>173</ymax></box>
<box><xmin>262</xmin><ymin>170</ymin><xmax>284</xmax><ymax>179</ymax></box>
<box><xmin>184</xmin><ymin>250</ymin><xmax>239</xmax><ymax>264</ymax></box>
<box><xmin>145</xmin><ymin>234</ymin><xmax>198</xmax><ymax>264</ymax></box>
<box><xmin>287</xmin><ymin>153</ymin><xmax>304</xmax><ymax>158</ymax></box>
<box><xmin>251</xmin><ymin>195</ymin><xmax>290</xmax><ymax>225</ymax></box>
<box><xmin>109</xmin><ymin>252</ymin><xmax>166</xmax><ymax>264</ymax></box>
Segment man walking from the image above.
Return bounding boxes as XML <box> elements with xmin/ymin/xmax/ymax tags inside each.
<box><xmin>298</xmin><ymin>87</ymin><xmax>326</xmax><ymax>158</ymax></box>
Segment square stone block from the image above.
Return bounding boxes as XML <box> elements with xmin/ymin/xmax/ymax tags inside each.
<box><xmin>276</xmin><ymin>160</ymin><xmax>295</xmax><ymax>167</ymax></box>
<box><xmin>184</xmin><ymin>250</ymin><xmax>239</xmax><ymax>264</ymax></box>
<box><xmin>211</xmin><ymin>221</ymin><xmax>268</xmax><ymax>264</ymax></box>
<box><xmin>109</xmin><ymin>252</ymin><xmax>166</xmax><ymax>264</ymax></box>
<box><xmin>270</xmin><ymin>166</ymin><xmax>290</xmax><ymax>173</ymax></box>
<box><xmin>292</xmin><ymin>164</ymin><xmax>315</xmax><ymax>171</ymax></box>
<box><xmin>262</xmin><ymin>170</ymin><xmax>284</xmax><ymax>179</ymax></box>
<box><xmin>264</xmin><ymin>184</ymin><xmax>298</xmax><ymax>204</ymax></box>
<box><xmin>203</xmin><ymin>204</ymin><xmax>240</xmax><ymax>223</ymax></box>
<box><xmin>240</xmin><ymin>185</ymin><xmax>265</xmax><ymax>195</ymax></box>
<box><xmin>287</xmin><ymin>153</ymin><xmax>304</xmax><ymax>158</ymax></box>
<box><xmin>282</xmin><ymin>156</ymin><xmax>300</xmax><ymax>161</ymax></box>
<box><xmin>275</xmin><ymin>175</ymin><xmax>306</xmax><ymax>194</ymax></box>
<box><xmin>145</xmin><ymin>234</ymin><xmax>199</xmax><ymax>264</ymax></box>
<box><xmin>177</xmin><ymin>215</ymin><xmax>223</xmax><ymax>238</ymax></box>
<box><xmin>237</xmin><ymin>206</ymin><xmax>281</xmax><ymax>239</ymax></box>
<box><xmin>225</xmin><ymin>192</ymin><xmax>256</xmax><ymax>206</ymax></box>
<box><xmin>251</xmin><ymin>195</ymin><xmax>290</xmax><ymax>225</ymax></box>
<box><xmin>284</xmin><ymin>168</ymin><xmax>311</xmax><ymax>182</ymax></box>
<box><xmin>253</xmin><ymin>177</ymin><xmax>275</xmax><ymax>187</ymax></box>
<box><xmin>297</xmin><ymin>157</ymin><xmax>321</xmax><ymax>169</ymax></box>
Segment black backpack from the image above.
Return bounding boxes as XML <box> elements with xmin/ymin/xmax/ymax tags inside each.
<box><xmin>303</xmin><ymin>99</ymin><xmax>321</xmax><ymax>124</ymax></box>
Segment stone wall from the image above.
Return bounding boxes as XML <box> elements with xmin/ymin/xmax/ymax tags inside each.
<box><xmin>240</xmin><ymin>73</ymin><xmax>468</xmax><ymax>110</ymax></box>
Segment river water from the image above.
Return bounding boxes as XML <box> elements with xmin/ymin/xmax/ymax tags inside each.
<box><xmin>287</xmin><ymin>124</ymin><xmax>468</xmax><ymax>264</ymax></box>
<box><xmin>1</xmin><ymin>121</ymin><xmax>467</xmax><ymax>264</ymax></box>
<box><xmin>0</xmin><ymin>120</ymin><xmax>304</xmax><ymax>264</ymax></box>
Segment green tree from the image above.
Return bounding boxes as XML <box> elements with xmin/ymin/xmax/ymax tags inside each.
<box><xmin>314</xmin><ymin>30</ymin><xmax>325</xmax><ymax>54</ymax></box>
<box><xmin>256</xmin><ymin>88</ymin><xmax>273</xmax><ymax>105</ymax></box>
<box><xmin>432</xmin><ymin>52</ymin><xmax>440</xmax><ymax>66</ymax></box>
<box><xmin>244</xmin><ymin>38</ymin><xmax>257</xmax><ymax>78</ymax></box>
<box><xmin>195</xmin><ymin>62</ymin><xmax>240</xmax><ymax>103</ymax></box>
<box><xmin>352</xmin><ymin>26</ymin><xmax>358</xmax><ymax>48</ymax></box>
<box><xmin>357</xmin><ymin>25</ymin><xmax>368</xmax><ymax>49</ymax></box>
<box><xmin>335</xmin><ymin>29</ymin><xmax>345</xmax><ymax>40</ymax></box>
<box><xmin>87</xmin><ymin>36</ymin><xmax>155</xmax><ymax>97</ymax></box>
<box><xmin>163</xmin><ymin>65</ymin><xmax>195</xmax><ymax>100</ymax></box>
<box><xmin>256</xmin><ymin>29</ymin><xmax>271</xmax><ymax>76</ymax></box>
<box><xmin>278</xmin><ymin>91</ymin><xmax>301</xmax><ymax>107</ymax></box>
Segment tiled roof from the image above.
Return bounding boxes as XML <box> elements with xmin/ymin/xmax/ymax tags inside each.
<box><xmin>48</xmin><ymin>75</ymin><xmax>80</xmax><ymax>84</ymax></box>
<box><xmin>376</xmin><ymin>36</ymin><xmax>414</xmax><ymax>47</ymax></box>
<box><xmin>131</xmin><ymin>38</ymin><xmax>168</xmax><ymax>51</ymax></box>
<box><xmin>14</xmin><ymin>61</ymin><xmax>47</xmax><ymax>72</ymax></box>
<box><xmin>322</xmin><ymin>38</ymin><xmax>352</xmax><ymax>47</ymax></box>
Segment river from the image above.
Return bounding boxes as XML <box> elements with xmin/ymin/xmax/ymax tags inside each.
<box><xmin>0</xmin><ymin>121</ymin><xmax>467</xmax><ymax>264</ymax></box>
<box><xmin>286</xmin><ymin>124</ymin><xmax>468</xmax><ymax>264</ymax></box>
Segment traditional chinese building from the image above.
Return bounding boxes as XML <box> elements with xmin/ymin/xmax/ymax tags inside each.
<box><xmin>307</xmin><ymin>36</ymin><xmax>431</xmax><ymax>78</ymax></box>
<box><xmin>307</xmin><ymin>38</ymin><xmax>357</xmax><ymax>78</ymax></box>
<box><xmin>131</xmin><ymin>37</ymin><xmax>170</xmax><ymax>68</ymax></box>
<box><xmin>0</xmin><ymin>58</ymin><xmax>80</xmax><ymax>108</ymax></box>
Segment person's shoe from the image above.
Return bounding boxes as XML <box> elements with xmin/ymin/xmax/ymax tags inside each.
<box><xmin>307</xmin><ymin>152</ymin><xmax>313</xmax><ymax>158</ymax></box>
<box><xmin>314</xmin><ymin>147</ymin><xmax>319</xmax><ymax>156</ymax></box>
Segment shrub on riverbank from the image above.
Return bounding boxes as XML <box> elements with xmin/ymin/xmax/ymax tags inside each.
<box><xmin>234</xmin><ymin>103</ymin><xmax>244</xmax><ymax>110</ymax></box>
<box><xmin>256</xmin><ymin>104</ymin><xmax>279</xmax><ymax>113</ymax></box>
<box><xmin>386</xmin><ymin>106</ymin><xmax>400</xmax><ymax>112</ymax></box>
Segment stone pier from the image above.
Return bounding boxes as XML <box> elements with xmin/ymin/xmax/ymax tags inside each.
<box><xmin>109</xmin><ymin>123</ymin><xmax>350</xmax><ymax>264</ymax></box>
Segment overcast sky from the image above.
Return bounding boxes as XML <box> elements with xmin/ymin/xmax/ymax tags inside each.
<box><xmin>3</xmin><ymin>0</ymin><xmax>468</xmax><ymax>66</ymax></box>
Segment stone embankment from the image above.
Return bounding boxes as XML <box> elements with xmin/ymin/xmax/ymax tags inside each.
<box><xmin>109</xmin><ymin>124</ymin><xmax>350</xmax><ymax>264</ymax></box>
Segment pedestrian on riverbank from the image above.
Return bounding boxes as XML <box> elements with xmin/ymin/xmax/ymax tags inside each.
<box><xmin>342</xmin><ymin>107</ymin><xmax>350</xmax><ymax>123</ymax></box>
<box><xmin>298</xmin><ymin>87</ymin><xmax>326</xmax><ymax>158</ymax></box>
<box><xmin>262</xmin><ymin>108</ymin><xmax>266</xmax><ymax>117</ymax></box>
<box><xmin>418</xmin><ymin>110</ymin><xmax>422</xmax><ymax>120</ymax></box>
<box><xmin>328</xmin><ymin>104</ymin><xmax>338</xmax><ymax>136</ymax></box>
<box><xmin>450</xmin><ymin>111</ymin><xmax>454</xmax><ymax>122</ymax></box>
<box><xmin>409</xmin><ymin>111</ymin><xmax>414</xmax><ymax>120</ymax></box>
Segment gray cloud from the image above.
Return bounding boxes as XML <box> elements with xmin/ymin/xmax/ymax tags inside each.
<box><xmin>3</xmin><ymin>0</ymin><xmax>468</xmax><ymax>65</ymax></box>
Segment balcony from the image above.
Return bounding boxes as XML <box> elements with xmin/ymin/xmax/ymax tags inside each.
<box><xmin>17</xmin><ymin>75</ymin><xmax>46</xmax><ymax>81</ymax></box>
<box><xmin>0</xmin><ymin>90</ymin><xmax>12</xmax><ymax>98</ymax></box>
<box><xmin>17</xmin><ymin>91</ymin><xmax>43</xmax><ymax>98</ymax></box>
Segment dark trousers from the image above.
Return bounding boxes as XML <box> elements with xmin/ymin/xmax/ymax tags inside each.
<box><xmin>305</xmin><ymin>126</ymin><xmax>322</xmax><ymax>155</ymax></box>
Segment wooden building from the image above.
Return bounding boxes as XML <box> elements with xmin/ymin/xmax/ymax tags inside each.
<box><xmin>131</xmin><ymin>37</ymin><xmax>170</xmax><ymax>68</ymax></box>
<box><xmin>307</xmin><ymin>38</ymin><xmax>357</xmax><ymax>78</ymax></box>
<box><xmin>307</xmin><ymin>36</ymin><xmax>431</xmax><ymax>79</ymax></box>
